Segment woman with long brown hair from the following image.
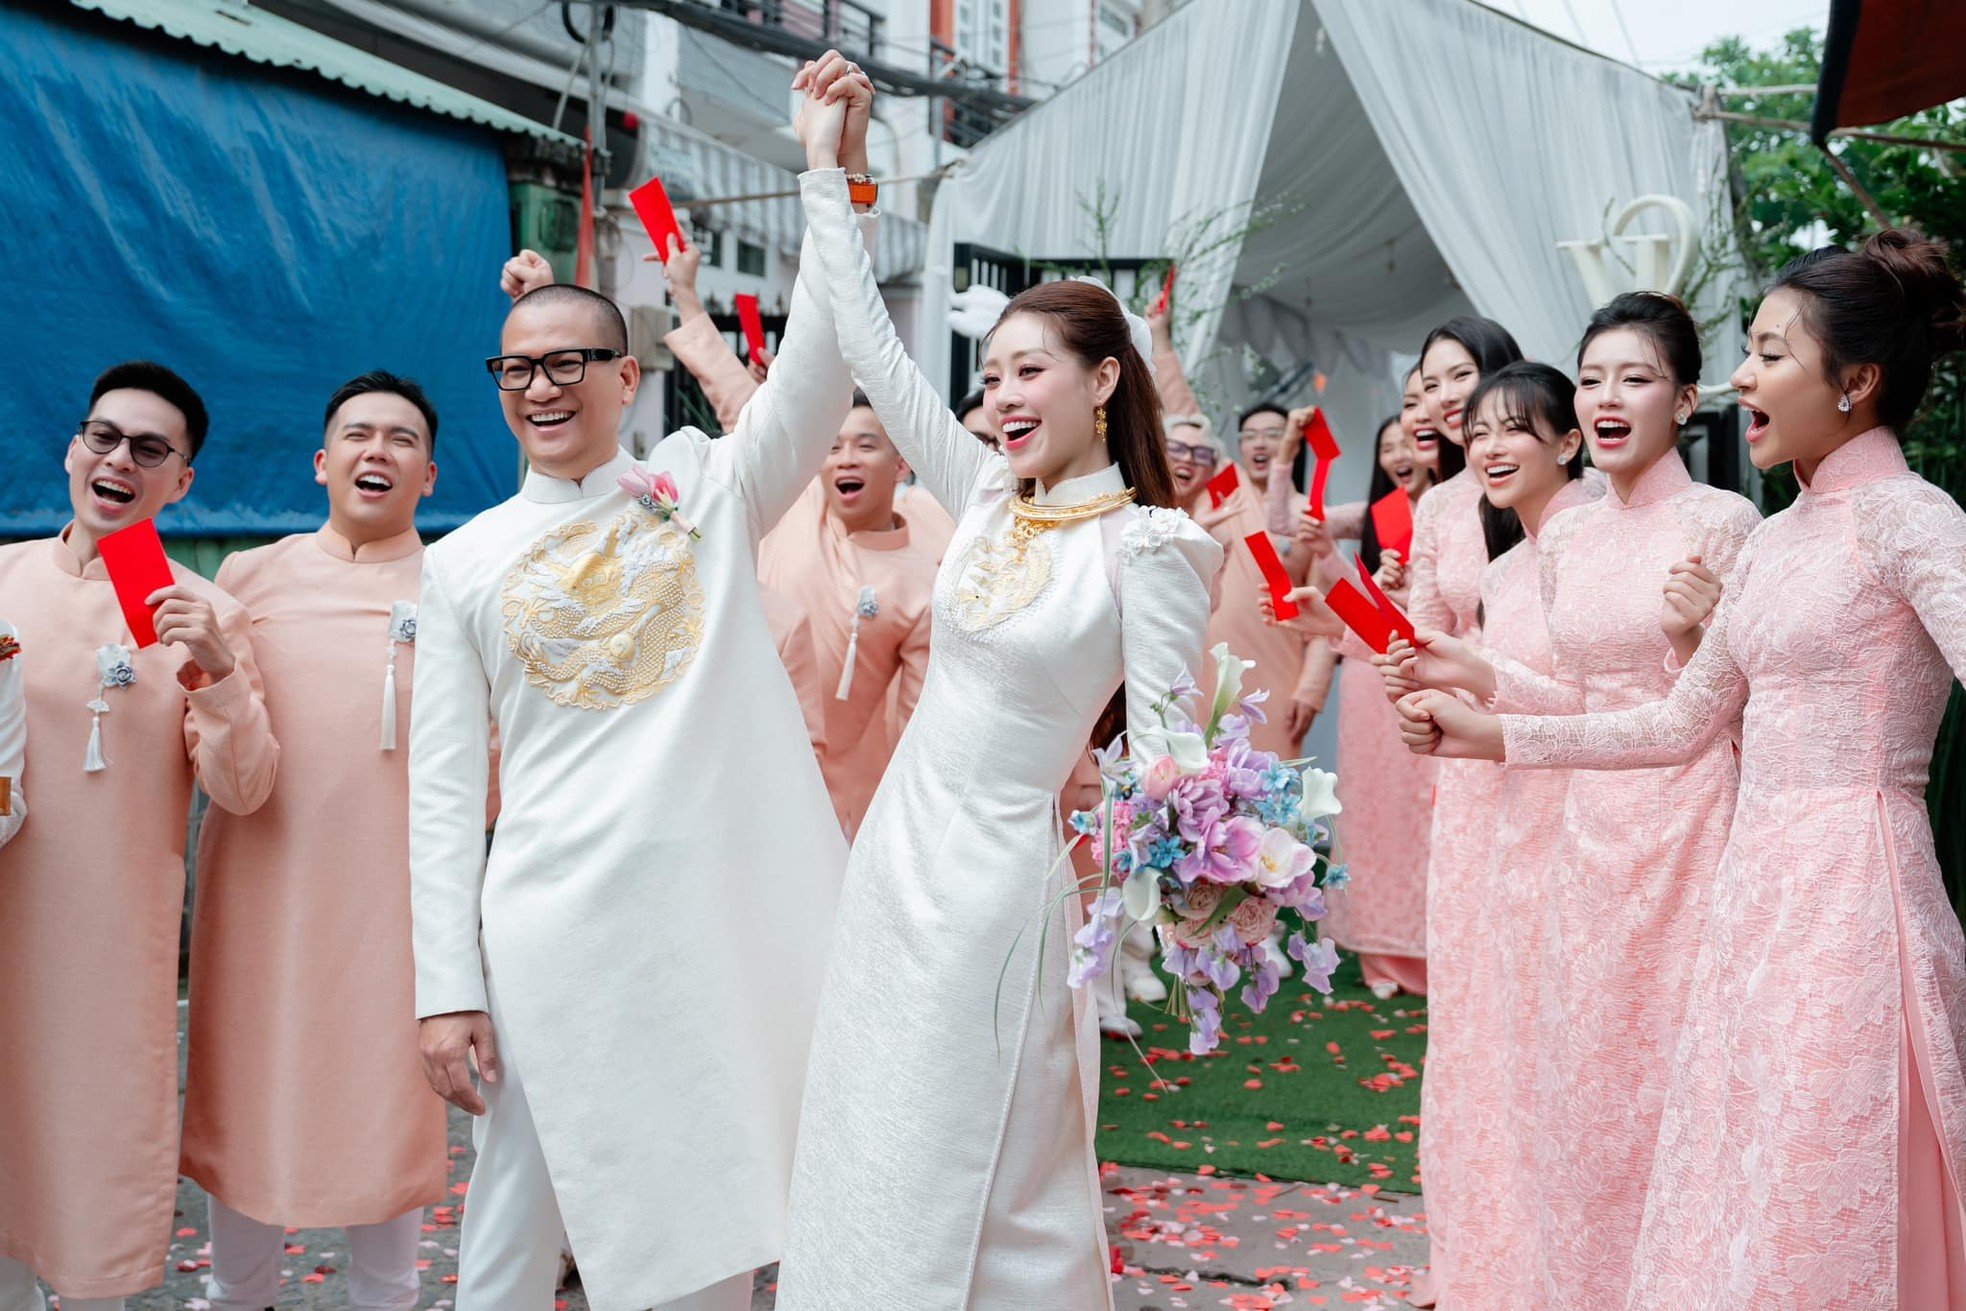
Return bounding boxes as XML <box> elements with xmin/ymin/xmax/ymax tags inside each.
<box><xmin>774</xmin><ymin>60</ymin><xmax>1220</xmax><ymax>1309</ymax></box>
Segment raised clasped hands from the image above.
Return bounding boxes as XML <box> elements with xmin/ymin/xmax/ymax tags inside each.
<box><xmin>792</xmin><ymin>50</ymin><xmax>875</xmax><ymax>176</ymax></box>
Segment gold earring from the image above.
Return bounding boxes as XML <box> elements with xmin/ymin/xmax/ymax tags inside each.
<box><xmin>1094</xmin><ymin>405</ymin><xmax>1109</xmax><ymax>444</ymax></box>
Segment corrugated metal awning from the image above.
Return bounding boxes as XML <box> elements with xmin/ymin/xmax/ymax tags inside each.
<box><xmin>68</xmin><ymin>0</ymin><xmax>578</xmax><ymax>146</ymax></box>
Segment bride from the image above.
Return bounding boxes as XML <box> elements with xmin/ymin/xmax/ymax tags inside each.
<box><xmin>774</xmin><ymin>57</ymin><xmax>1223</xmax><ymax>1309</ymax></box>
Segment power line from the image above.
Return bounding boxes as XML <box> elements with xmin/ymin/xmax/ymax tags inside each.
<box><xmin>1606</xmin><ymin>0</ymin><xmax>1643</xmax><ymax>65</ymax></box>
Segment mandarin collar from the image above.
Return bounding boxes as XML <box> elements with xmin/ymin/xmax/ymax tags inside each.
<box><xmin>1034</xmin><ymin>462</ymin><xmax>1126</xmax><ymax>506</ymax></box>
<box><xmin>520</xmin><ymin>447</ymin><xmax>638</xmax><ymax>504</ymax></box>
<box><xmin>51</xmin><ymin>523</ymin><xmax>111</xmax><ymax>580</ymax></box>
<box><xmin>1527</xmin><ymin>475</ymin><xmax>1602</xmax><ymax>541</ymax></box>
<box><xmin>315</xmin><ymin>523</ymin><xmax>423</xmax><ymax>563</ymax></box>
<box><xmin>1610</xmin><ymin>448</ymin><xmax>1693</xmax><ymax>511</ymax></box>
<box><xmin>847</xmin><ymin>515</ymin><xmax>912</xmax><ymax>551</ymax></box>
<box><xmin>1798</xmin><ymin>427</ymin><xmax>1906</xmax><ymax>497</ymax></box>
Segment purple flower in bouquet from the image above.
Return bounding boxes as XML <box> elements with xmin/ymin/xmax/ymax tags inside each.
<box><xmin>1169</xmin><ymin>776</ymin><xmax>1228</xmax><ymax>844</ymax></box>
<box><xmin>1288</xmin><ymin>932</ymin><xmax>1342</xmax><ymax>994</ymax></box>
<box><xmin>1069</xmin><ymin>890</ymin><xmax>1125</xmax><ymax>988</ymax></box>
<box><xmin>1176</xmin><ymin>814</ymin><xmax>1264</xmax><ymax>885</ymax></box>
<box><xmin>1240</xmin><ymin>951</ymin><xmax>1282</xmax><ymax>1014</ymax></box>
<box><xmin>1187</xmin><ymin>986</ymin><xmax>1222</xmax><ymax>1056</ymax></box>
<box><xmin>1237</xmin><ymin>687</ymin><xmax>1271</xmax><ymax>724</ymax></box>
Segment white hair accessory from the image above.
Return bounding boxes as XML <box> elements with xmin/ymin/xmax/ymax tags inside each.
<box><xmin>947</xmin><ymin>284</ymin><xmax>1011</xmax><ymax>341</ymax></box>
<box><xmin>1067</xmin><ymin>275</ymin><xmax>1157</xmax><ymax>381</ymax></box>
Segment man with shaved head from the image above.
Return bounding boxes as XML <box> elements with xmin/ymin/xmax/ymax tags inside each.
<box><xmin>410</xmin><ymin>161</ymin><xmax>880</xmax><ymax>1306</ymax></box>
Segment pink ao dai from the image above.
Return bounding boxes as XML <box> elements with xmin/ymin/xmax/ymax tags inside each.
<box><xmin>0</xmin><ymin>532</ymin><xmax>278</xmax><ymax>1299</ymax></box>
<box><xmin>1313</xmin><ymin>501</ymin><xmax>1433</xmax><ymax>977</ymax></box>
<box><xmin>1405</xmin><ymin>468</ymin><xmax>1504</xmax><ymax>1287</ymax></box>
<box><xmin>1487</xmin><ymin>451</ymin><xmax>1759</xmax><ymax>1310</ymax></box>
<box><xmin>1504</xmin><ymin>430</ymin><xmax>1966</xmax><ymax>1309</ymax></box>
<box><xmin>1437</xmin><ymin>478</ymin><xmax>1599</xmax><ymax>1308</ymax></box>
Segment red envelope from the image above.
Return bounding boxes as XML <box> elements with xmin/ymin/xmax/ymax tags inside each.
<box><xmin>1151</xmin><ymin>263</ymin><xmax>1177</xmax><ymax>316</ymax></box>
<box><xmin>1205</xmin><ymin>462</ymin><xmax>1240</xmax><ymax>509</ymax></box>
<box><xmin>1356</xmin><ymin>556</ymin><xmax>1418</xmax><ymax>645</ymax></box>
<box><xmin>734</xmin><ymin>293</ymin><xmax>767</xmax><ymax>367</ymax></box>
<box><xmin>1302</xmin><ymin>408</ymin><xmax>1341</xmax><ymax>520</ymax></box>
<box><xmin>1323</xmin><ymin>579</ymin><xmax>1394</xmax><ymax>654</ymax></box>
<box><xmin>628</xmin><ymin>177</ymin><xmax>686</xmax><ymax>262</ymax></box>
<box><xmin>1302</xmin><ymin>407</ymin><xmax>1341</xmax><ymax>461</ymax></box>
<box><xmin>1370</xmin><ymin>486</ymin><xmax>1415</xmax><ymax>559</ymax></box>
<box><xmin>1244</xmin><ymin>532</ymin><xmax>1298</xmax><ymax>621</ymax></box>
<box><xmin>98</xmin><ymin>518</ymin><xmax>176</xmax><ymax>648</ymax></box>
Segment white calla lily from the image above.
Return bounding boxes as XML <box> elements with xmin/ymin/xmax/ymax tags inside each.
<box><xmin>1134</xmin><ymin>725</ymin><xmax>1211</xmax><ymax>774</ymax></box>
<box><xmin>1121</xmin><ymin>865</ymin><xmax>1162</xmax><ymax>922</ymax></box>
<box><xmin>1299</xmin><ymin>766</ymin><xmax>1343</xmax><ymax>821</ymax></box>
<box><xmin>1206</xmin><ymin>643</ymin><xmax>1256</xmax><ymax>732</ymax></box>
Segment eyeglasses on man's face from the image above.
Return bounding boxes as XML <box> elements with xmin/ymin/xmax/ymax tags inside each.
<box><xmin>485</xmin><ymin>347</ymin><xmax>625</xmax><ymax>392</ymax></box>
<box><xmin>75</xmin><ymin>420</ymin><xmax>189</xmax><ymax>469</ymax></box>
<box><xmin>1165</xmin><ymin>440</ymin><xmax>1218</xmax><ymax>466</ymax></box>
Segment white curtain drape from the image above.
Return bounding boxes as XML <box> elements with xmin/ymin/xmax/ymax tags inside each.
<box><xmin>1312</xmin><ymin>0</ymin><xmax>1741</xmax><ymax>377</ymax></box>
<box><xmin>919</xmin><ymin>0</ymin><xmax>1300</xmax><ymax>399</ymax></box>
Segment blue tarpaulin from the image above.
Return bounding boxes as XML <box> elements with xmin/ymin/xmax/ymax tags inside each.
<box><xmin>0</xmin><ymin>2</ymin><xmax>522</xmax><ymax>536</ymax></box>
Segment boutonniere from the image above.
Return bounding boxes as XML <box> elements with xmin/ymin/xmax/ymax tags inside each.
<box><xmin>85</xmin><ymin>642</ymin><xmax>136</xmax><ymax>773</ymax></box>
<box><xmin>618</xmin><ymin>468</ymin><xmax>701</xmax><ymax>539</ymax></box>
<box><xmin>835</xmin><ymin>584</ymin><xmax>879</xmax><ymax>702</ymax></box>
<box><xmin>0</xmin><ymin>634</ymin><xmax>19</xmax><ymax>663</ymax></box>
<box><xmin>381</xmin><ymin>601</ymin><xmax>417</xmax><ymax>752</ymax></box>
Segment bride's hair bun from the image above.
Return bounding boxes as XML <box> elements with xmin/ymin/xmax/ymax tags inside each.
<box><xmin>1772</xmin><ymin>226</ymin><xmax>1965</xmax><ymax>427</ymax></box>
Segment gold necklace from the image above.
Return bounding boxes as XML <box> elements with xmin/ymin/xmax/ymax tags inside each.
<box><xmin>1007</xmin><ymin>487</ymin><xmax>1137</xmax><ymax>544</ymax></box>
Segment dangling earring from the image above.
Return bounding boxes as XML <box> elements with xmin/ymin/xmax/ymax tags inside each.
<box><xmin>1837</xmin><ymin>394</ymin><xmax>1853</xmax><ymax>413</ymax></box>
<box><xmin>1094</xmin><ymin>405</ymin><xmax>1109</xmax><ymax>445</ymax></box>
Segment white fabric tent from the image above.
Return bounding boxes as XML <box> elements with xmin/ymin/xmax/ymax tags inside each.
<box><xmin>920</xmin><ymin>0</ymin><xmax>1744</xmax><ymax>506</ymax></box>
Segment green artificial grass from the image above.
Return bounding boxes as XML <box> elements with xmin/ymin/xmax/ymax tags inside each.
<box><xmin>1095</xmin><ymin>954</ymin><xmax>1426</xmax><ymax>1195</ymax></box>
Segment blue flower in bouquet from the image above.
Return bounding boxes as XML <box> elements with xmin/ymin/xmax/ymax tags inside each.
<box><xmin>1144</xmin><ymin>833</ymin><xmax>1186</xmax><ymax>870</ymax></box>
<box><xmin>1323</xmin><ymin>862</ymin><xmax>1351</xmax><ymax>891</ymax></box>
<box><xmin>1069</xmin><ymin>809</ymin><xmax>1101</xmax><ymax>837</ymax></box>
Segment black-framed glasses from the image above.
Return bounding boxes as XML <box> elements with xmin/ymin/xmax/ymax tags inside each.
<box><xmin>1166</xmin><ymin>440</ymin><xmax>1218</xmax><ymax>466</ymax></box>
<box><xmin>485</xmin><ymin>348</ymin><xmax>624</xmax><ymax>392</ymax></box>
<box><xmin>76</xmin><ymin>420</ymin><xmax>190</xmax><ymax>468</ymax></box>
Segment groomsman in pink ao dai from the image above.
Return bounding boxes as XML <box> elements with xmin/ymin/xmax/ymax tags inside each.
<box><xmin>758</xmin><ymin>394</ymin><xmax>939</xmax><ymax>836</ymax></box>
<box><xmin>0</xmin><ymin>363</ymin><xmax>279</xmax><ymax>1311</ymax></box>
<box><xmin>178</xmin><ymin>372</ymin><xmax>449</xmax><ymax>1310</ymax></box>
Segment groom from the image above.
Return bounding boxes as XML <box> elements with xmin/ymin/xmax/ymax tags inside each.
<box><xmin>409</xmin><ymin>81</ymin><xmax>875</xmax><ymax>1311</ymax></box>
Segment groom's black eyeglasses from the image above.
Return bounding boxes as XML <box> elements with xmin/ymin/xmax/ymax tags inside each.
<box><xmin>485</xmin><ymin>348</ymin><xmax>625</xmax><ymax>392</ymax></box>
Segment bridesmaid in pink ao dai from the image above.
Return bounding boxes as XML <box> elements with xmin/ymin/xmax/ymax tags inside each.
<box><xmin>1393</xmin><ymin>294</ymin><xmax>1760</xmax><ymax>1308</ymax></box>
<box><xmin>1406</xmin><ymin>230</ymin><xmax>1966</xmax><ymax>1309</ymax></box>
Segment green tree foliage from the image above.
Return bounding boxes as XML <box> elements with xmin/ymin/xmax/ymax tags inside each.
<box><xmin>1677</xmin><ymin>31</ymin><xmax>1966</xmax><ymax>912</ymax></box>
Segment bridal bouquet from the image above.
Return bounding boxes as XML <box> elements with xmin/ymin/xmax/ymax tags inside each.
<box><xmin>1068</xmin><ymin>644</ymin><xmax>1345</xmax><ymax>1056</ymax></box>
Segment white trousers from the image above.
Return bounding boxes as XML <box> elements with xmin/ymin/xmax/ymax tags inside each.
<box><xmin>457</xmin><ymin>1058</ymin><xmax>752</xmax><ymax>1311</ymax></box>
<box><xmin>203</xmin><ymin>1196</ymin><xmax>422</xmax><ymax>1310</ymax></box>
<box><xmin>0</xmin><ymin>1257</ymin><xmax>122</xmax><ymax>1311</ymax></box>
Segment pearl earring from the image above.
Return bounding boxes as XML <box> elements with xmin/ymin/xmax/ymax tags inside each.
<box><xmin>1675</xmin><ymin>413</ymin><xmax>1688</xmax><ymax>426</ymax></box>
<box><xmin>1837</xmin><ymin>394</ymin><xmax>1853</xmax><ymax>413</ymax></box>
